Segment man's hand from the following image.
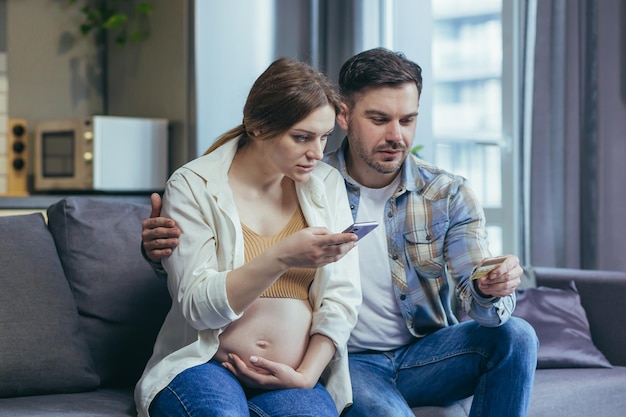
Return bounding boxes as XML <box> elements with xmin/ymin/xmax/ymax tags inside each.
<box><xmin>221</xmin><ymin>353</ymin><xmax>312</xmax><ymax>390</ymax></box>
<box><xmin>474</xmin><ymin>254</ymin><xmax>523</xmax><ymax>298</ymax></box>
<box><xmin>141</xmin><ymin>193</ymin><xmax>181</xmax><ymax>263</ymax></box>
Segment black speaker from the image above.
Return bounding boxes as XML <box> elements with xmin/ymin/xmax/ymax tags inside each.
<box><xmin>6</xmin><ymin>118</ymin><xmax>29</xmax><ymax>196</ymax></box>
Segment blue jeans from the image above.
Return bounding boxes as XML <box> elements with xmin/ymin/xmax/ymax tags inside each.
<box><xmin>342</xmin><ymin>317</ymin><xmax>538</xmax><ymax>417</ymax></box>
<box><xmin>149</xmin><ymin>360</ymin><xmax>338</xmax><ymax>417</ymax></box>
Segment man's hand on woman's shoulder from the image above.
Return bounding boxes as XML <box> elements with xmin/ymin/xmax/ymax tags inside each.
<box><xmin>142</xmin><ymin>193</ymin><xmax>181</xmax><ymax>263</ymax></box>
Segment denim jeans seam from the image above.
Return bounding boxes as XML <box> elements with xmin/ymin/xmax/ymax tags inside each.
<box><xmin>473</xmin><ymin>368</ymin><xmax>487</xmax><ymax>417</ymax></box>
<box><xmin>398</xmin><ymin>348</ymin><xmax>490</xmax><ymax>370</ymax></box>
<box><xmin>165</xmin><ymin>386</ymin><xmax>192</xmax><ymax>417</ymax></box>
<box><xmin>248</xmin><ymin>402</ymin><xmax>269</xmax><ymax>417</ymax></box>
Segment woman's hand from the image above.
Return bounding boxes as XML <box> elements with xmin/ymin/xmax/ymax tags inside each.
<box><xmin>221</xmin><ymin>354</ymin><xmax>313</xmax><ymax>390</ymax></box>
<box><xmin>271</xmin><ymin>227</ymin><xmax>358</xmax><ymax>270</ymax></box>
<box><xmin>227</xmin><ymin>228</ymin><xmax>357</xmax><ymax>314</ymax></box>
<box><xmin>221</xmin><ymin>333</ymin><xmax>334</xmax><ymax>390</ymax></box>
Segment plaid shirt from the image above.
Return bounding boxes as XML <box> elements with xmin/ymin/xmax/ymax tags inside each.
<box><xmin>325</xmin><ymin>139</ymin><xmax>514</xmax><ymax>337</ymax></box>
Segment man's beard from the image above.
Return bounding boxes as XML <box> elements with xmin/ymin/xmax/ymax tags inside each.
<box><xmin>348</xmin><ymin>124</ymin><xmax>405</xmax><ymax>175</ymax></box>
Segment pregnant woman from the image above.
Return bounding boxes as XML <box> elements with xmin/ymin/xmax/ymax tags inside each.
<box><xmin>134</xmin><ymin>58</ymin><xmax>362</xmax><ymax>417</ymax></box>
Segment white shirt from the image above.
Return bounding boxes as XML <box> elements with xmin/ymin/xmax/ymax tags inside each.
<box><xmin>134</xmin><ymin>137</ymin><xmax>362</xmax><ymax>416</ymax></box>
<box><xmin>348</xmin><ymin>175</ymin><xmax>414</xmax><ymax>351</ymax></box>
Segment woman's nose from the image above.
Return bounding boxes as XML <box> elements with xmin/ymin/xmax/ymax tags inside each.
<box><xmin>307</xmin><ymin>139</ymin><xmax>325</xmax><ymax>160</ymax></box>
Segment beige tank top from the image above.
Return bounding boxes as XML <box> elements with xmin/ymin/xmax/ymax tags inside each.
<box><xmin>242</xmin><ymin>208</ymin><xmax>316</xmax><ymax>299</ymax></box>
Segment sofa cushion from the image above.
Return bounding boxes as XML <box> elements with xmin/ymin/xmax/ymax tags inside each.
<box><xmin>528</xmin><ymin>367</ymin><xmax>626</xmax><ymax>416</ymax></box>
<box><xmin>0</xmin><ymin>213</ymin><xmax>100</xmax><ymax>397</ymax></box>
<box><xmin>0</xmin><ymin>387</ymin><xmax>135</xmax><ymax>416</ymax></box>
<box><xmin>514</xmin><ymin>281</ymin><xmax>611</xmax><ymax>369</ymax></box>
<box><xmin>518</xmin><ymin>265</ymin><xmax>537</xmax><ymax>290</ymax></box>
<box><xmin>47</xmin><ymin>197</ymin><xmax>171</xmax><ymax>387</ymax></box>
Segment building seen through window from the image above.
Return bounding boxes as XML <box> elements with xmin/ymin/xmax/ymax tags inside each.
<box><xmin>431</xmin><ymin>0</ymin><xmax>506</xmax><ymax>255</ymax></box>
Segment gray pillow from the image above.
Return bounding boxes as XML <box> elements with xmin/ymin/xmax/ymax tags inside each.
<box><xmin>514</xmin><ymin>281</ymin><xmax>612</xmax><ymax>369</ymax></box>
<box><xmin>47</xmin><ymin>197</ymin><xmax>171</xmax><ymax>387</ymax></box>
<box><xmin>0</xmin><ymin>213</ymin><xmax>100</xmax><ymax>397</ymax></box>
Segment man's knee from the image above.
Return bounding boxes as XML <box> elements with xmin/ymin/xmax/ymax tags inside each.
<box><xmin>503</xmin><ymin>316</ymin><xmax>539</xmax><ymax>350</ymax></box>
<box><xmin>496</xmin><ymin>316</ymin><xmax>539</xmax><ymax>375</ymax></box>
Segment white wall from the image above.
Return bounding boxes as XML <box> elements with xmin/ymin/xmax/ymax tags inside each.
<box><xmin>194</xmin><ymin>0</ymin><xmax>275</xmax><ymax>156</ymax></box>
<box><xmin>389</xmin><ymin>0</ymin><xmax>434</xmax><ymax>162</ymax></box>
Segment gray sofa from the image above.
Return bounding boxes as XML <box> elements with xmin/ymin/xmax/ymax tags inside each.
<box><xmin>0</xmin><ymin>196</ymin><xmax>625</xmax><ymax>417</ymax></box>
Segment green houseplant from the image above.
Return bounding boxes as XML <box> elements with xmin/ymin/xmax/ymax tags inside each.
<box><xmin>66</xmin><ymin>0</ymin><xmax>153</xmax><ymax>114</ymax></box>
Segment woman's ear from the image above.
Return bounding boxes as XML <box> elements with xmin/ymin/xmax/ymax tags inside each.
<box><xmin>336</xmin><ymin>102</ymin><xmax>350</xmax><ymax>131</ymax></box>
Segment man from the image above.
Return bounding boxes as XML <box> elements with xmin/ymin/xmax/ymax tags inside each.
<box><xmin>142</xmin><ymin>48</ymin><xmax>538</xmax><ymax>417</ymax></box>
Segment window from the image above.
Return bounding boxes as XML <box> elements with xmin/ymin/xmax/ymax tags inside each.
<box><xmin>386</xmin><ymin>0</ymin><xmax>520</xmax><ymax>256</ymax></box>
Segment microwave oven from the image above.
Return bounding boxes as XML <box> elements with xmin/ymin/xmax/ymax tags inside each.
<box><xmin>33</xmin><ymin>116</ymin><xmax>169</xmax><ymax>192</ymax></box>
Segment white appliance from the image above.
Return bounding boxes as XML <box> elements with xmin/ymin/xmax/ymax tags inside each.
<box><xmin>34</xmin><ymin>116</ymin><xmax>168</xmax><ymax>192</ymax></box>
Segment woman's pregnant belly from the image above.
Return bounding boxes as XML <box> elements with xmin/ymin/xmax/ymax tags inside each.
<box><xmin>215</xmin><ymin>297</ymin><xmax>313</xmax><ymax>372</ymax></box>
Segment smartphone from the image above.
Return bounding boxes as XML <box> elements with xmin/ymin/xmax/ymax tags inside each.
<box><xmin>342</xmin><ymin>221</ymin><xmax>379</xmax><ymax>241</ymax></box>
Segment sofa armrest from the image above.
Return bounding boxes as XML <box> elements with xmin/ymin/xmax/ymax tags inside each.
<box><xmin>533</xmin><ymin>266</ymin><xmax>626</xmax><ymax>366</ymax></box>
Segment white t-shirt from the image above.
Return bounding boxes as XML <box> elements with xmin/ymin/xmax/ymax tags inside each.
<box><xmin>348</xmin><ymin>175</ymin><xmax>414</xmax><ymax>352</ymax></box>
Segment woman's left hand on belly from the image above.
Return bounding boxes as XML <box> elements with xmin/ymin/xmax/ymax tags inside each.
<box><xmin>222</xmin><ymin>353</ymin><xmax>309</xmax><ymax>390</ymax></box>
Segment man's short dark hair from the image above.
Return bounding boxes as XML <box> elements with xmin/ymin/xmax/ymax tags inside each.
<box><xmin>338</xmin><ymin>47</ymin><xmax>423</xmax><ymax>108</ymax></box>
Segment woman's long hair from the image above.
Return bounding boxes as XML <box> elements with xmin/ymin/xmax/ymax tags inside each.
<box><xmin>205</xmin><ymin>58</ymin><xmax>340</xmax><ymax>155</ymax></box>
